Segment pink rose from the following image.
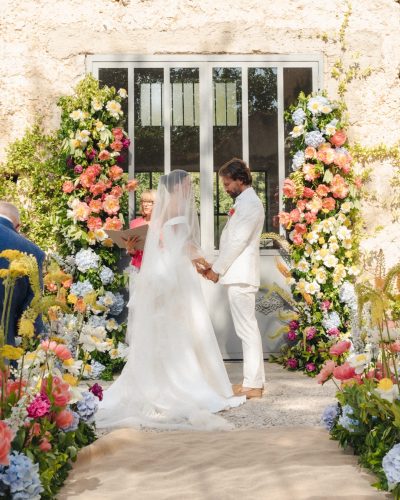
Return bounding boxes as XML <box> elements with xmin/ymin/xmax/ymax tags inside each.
<box><xmin>287</xmin><ymin>331</ymin><xmax>297</xmax><ymax>341</ymax></box>
<box><xmin>79</xmin><ymin>171</ymin><xmax>96</xmax><ymax>189</ymax></box>
<box><xmin>27</xmin><ymin>393</ymin><xmax>50</xmax><ymax>418</ymax></box>
<box><xmin>305</xmin><ymin>326</ymin><xmax>316</xmax><ymax>340</ymax></box>
<box><xmin>304</xmin><ymin>212</ymin><xmax>317</xmax><ymax>225</ymax></box>
<box><xmin>55</xmin><ymin>409</ymin><xmax>74</xmax><ymax>429</ymax></box>
<box><xmin>316</xmin><ymin>184</ymin><xmax>330</xmax><ymax>197</ymax></box>
<box><xmin>62</xmin><ymin>181</ymin><xmax>75</xmax><ymax>194</ymax></box>
<box><xmin>86</xmin><ymin>164</ymin><xmax>102</xmax><ymax>177</ymax></box>
<box><xmin>330</xmin><ymin>174</ymin><xmax>349</xmax><ymax>199</ymax></box>
<box><xmin>302</xmin><ymin>187</ymin><xmax>315</xmax><ymax>199</ymax></box>
<box><xmin>111</xmin><ymin>186</ymin><xmax>123</xmax><ymax>198</ymax></box>
<box><xmin>0</xmin><ymin>421</ymin><xmax>13</xmax><ymax>465</ymax></box>
<box><xmin>294</xmin><ymin>223</ymin><xmax>307</xmax><ymax>235</ymax></box>
<box><xmin>304</xmin><ymin>146</ymin><xmax>317</xmax><ymax>159</ymax></box>
<box><xmin>39</xmin><ymin>438</ymin><xmax>52</xmax><ymax>452</ymax></box>
<box><xmin>292</xmin><ymin>233</ymin><xmax>304</xmax><ymax>246</ymax></box>
<box><xmin>87</xmin><ymin>216</ymin><xmax>103</xmax><ymax>232</ymax></box>
<box><xmin>104</xmin><ymin>217</ymin><xmax>123</xmax><ymax>231</ymax></box>
<box><xmin>286</xmin><ymin>358</ymin><xmax>298</xmax><ymax>369</ymax></box>
<box><xmin>103</xmin><ymin>195</ymin><xmax>120</xmax><ymax>215</ymax></box>
<box><xmin>296</xmin><ymin>199</ymin><xmax>307</xmax><ymax>211</ymax></box>
<box><xmin>327</xmin><ymin>328</ymin><xmax>340</xmax><ymax>337</ymax></box>
<box><xmin>89</xmin><ymin>199</ymin><xmax>103</xmax><ymax>213</ymax></box>
<box><xmin>289</xmin><ymin>209</ymin><xmax>301</xmax><ymax>223</ymax></box>
<box><xmin>333</xmin><ymin>362</ymin><xmax>356</xmax><ymax>381</ymax></box>
<box><xmin>109</xmin><ymin>165</ymin><xmax>124</xmax><ymax>181</ymax></box>
<box><xmin>278</xmin><ymin>211</ymin><xmax>291</xmax><ymax>228</ymax></box>
<box><xmin>330</xmin><ymin>130</ymin><xmax>347</xmax><ymax>147</ymax></box>
<box><xmin>90</xmin><ymin>181</ymin><xmax>108</xmax><ymax>196</ymax></box>
<box><xmin>127</xmin><ymin>179</ymin><xmax>139</xmax><ymax>192</ymax></box>
<box><xmin>110</xmin><ymin>141</ymin><xmax>123</xmax><ymax>152</ymax></box>
<box><xmin>98</xmin><ymin>150</ymin><xmax>111</xmax><ymax>161</ymax></box>
<box><xmin>317</xmin><ymin>148</ymin><xmax>335</xmax><ymax>165</ymax></box>
<box><xmin>316</xmin><ymin>360</ymin><xmax>336</xmax><ymax>384</ymax></box>
<box><xmin>112</xmin><ymin>127</ymin><xmax>124</xmax><ymax>141</ymax></box>
<box><xmin>329</xmin><ymin>340</ymin><xmax>351</xmax><ymax>356</ymax></box>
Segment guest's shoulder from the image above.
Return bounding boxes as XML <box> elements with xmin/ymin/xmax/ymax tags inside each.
<box><xmin>0</xmin><ymin>226</ymin><xmax>45</xmax><ymax>262</ymax></box>
<box><xmin>130</xmin><ymin>217</ymin><xmax>145</xmax><ymax>229</ymax></box>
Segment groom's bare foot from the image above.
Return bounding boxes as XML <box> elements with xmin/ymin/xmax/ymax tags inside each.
<box><xmin>232</xmin><ymin>383</ymin><xmax>242</xmax><ymax>395</ymax></box>
<box><xmin>238</xmin><ymin>387</ymin><xmax>264</xmax><ymax>399</ymax></box>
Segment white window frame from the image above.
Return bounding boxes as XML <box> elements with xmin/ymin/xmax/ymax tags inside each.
<box><xmin>87</xmin><ymin>54</ymin><xmax>323</xmax><ymax>255</ymax></box>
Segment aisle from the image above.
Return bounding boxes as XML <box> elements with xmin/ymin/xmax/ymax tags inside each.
<box><xmin>60</xmin><ymin>363</ymin><xmax>390</xmax><ymax>499</ymax></box>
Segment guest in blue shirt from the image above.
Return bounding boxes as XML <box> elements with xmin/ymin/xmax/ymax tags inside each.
<box><xmin>0</xmin><ymin>201</ymin><xmax>45</xmax><ymax>345</ymax></box>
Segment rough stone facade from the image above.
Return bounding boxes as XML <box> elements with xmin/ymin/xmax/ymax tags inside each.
<box><xmin>1</xmin><ymin>0</ymin><xmax>400</xmax><ymax>264</ymax></box>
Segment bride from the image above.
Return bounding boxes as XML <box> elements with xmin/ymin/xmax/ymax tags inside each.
<box><xmin>96</xmin><ymin>170</ymin><xmax>245</xmax><ymax>430</ymax></box>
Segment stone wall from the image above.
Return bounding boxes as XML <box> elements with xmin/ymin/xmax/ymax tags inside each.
<box><xmin>2</xmin><ymin>0</ymin><xmax>400</xmax><ymax>264</ymax></box>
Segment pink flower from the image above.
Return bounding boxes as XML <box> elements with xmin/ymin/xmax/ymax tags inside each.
<box><xmin>89</xmin><ymin>383</ymin><xmax>103</xmax><ymax>401</ymax></box>
<box><xmin>55</xmin><ymin>409</ymin><xmax>74</xmax><ymax>429</ymax></box>
<box><xmin>104</xmin><ymin>217</ymin><xmax>123</xmax><ymax>231</ymax></box>
<box><xmin>74</xmin><ymin>165</ymin><xmax>83</xmax><ymax>174</ymax></box>
<box><xmin>306</xmin><ymin>196</ymin><xmax>323</xmax><ymax>214</ymax></box>
<box><xmin>297</xmin><ymin>199</ymin><xmax>307</xmax><ymax>211</ymax></box>
<box><xmin>79</xmin><ymin>171</ymin><xmax>96</xmax><ymax>189</ymax></box>
<box><xmin>294</xmin><ymin>223</ymin><xmax>307</xmax><ymax>235</ymax></box>
<box><xmin>41</xmin><ymin>340</ymin><xmax>72</xmax><ymax>361</ymax></box>
<box><xmin>333</xmin><ymin>362</ymin><xmax>356</xmax><ymax>381</ymax></box>
<box><xmin>289</xmin><ymin>320</ymin><xmax>299</xmax><ymax>330</ymax></box>
<box><xmin>306</xmin><ymin>362</ymin><xmax>316</xmax><ymax>372</ymax></box>
<box><xmin>109</xmin><ymin>165</ymin><xmax>124</xmax><ymax>181</ymax></box>
<box><xmin>304</xmin><ymin>212</ymin><xmax>317</xmax><ymax>225</ymax></box>
<box><xmin>305</xmin><ymin>326</ymin><xmax>316</xmax><ymax>340</ymax></box>
<box><xmin>283</xmin><ymin>178</ymin><xmax>297</xmax><ymax>198</ymax></box>
<box><xmin>289</xmin><ymin>209</ymin><xmax>301</xmax><ymax>223</ymax></box>
<box><xmin>62</xmin><ymin>181</ymin><xmax>75</xmax><ymax>194</ymax></box>
<box><xmin>327</xmin><ymin>327</ymin><xmax>340</xmax><ymax>337</ymax></box>
<box><xmin>322</xmin><ymin>197</ymin><xmax>336</xmax><ymax>211</ymax></box>
<box><xmin>0</xmin><ymin>421</ymin><xmax>13</xmax><ymax>465</ymax></box>
<box><xmin>42</xmin><ymin>376</ymin><xmax>71</xmax><ymax>407</ymax></box>
<box><xmin>292</xmin><ymin>233</ymin><xmax>304</xmax><ymax>246</ymax></box>
<box><xmin>304</xmin><ymin>146</ymin><xmax>317</xmax><ymax>159</ymax></box>
<box><xmin>354</xmin><ymin>177</ymin><xmax>362</xmax><ymax>189</ymax></box>
<box><xmin>330</xmin><ymin>130</ymin><xmax>347</xmax><ymax>147</ymax></box>
<box><xmin>321</xmin><ymin>300</ymin><xmax>331</xmax><ymax>311</ymax></box>
<box><xmin>112</xmin><ymin>127</ymin><xmax>124</xmax><ymax>141</ymax></box>
<box><xmin>103</xmin><ymin>195</ymin><xmax>120</xmax><ymax>215</ymax></box>
<box><xmin>287</xmin><ymin>331</ymin><xmax>297</xmax><ymax>341</ymax></box>
<box><xmin>329</xmin><ymin>340</ymin><xmax>351</xmax><ymax>357</ymax></box>
<box><xmin>126</xmin><ymin>179</ymin><xmax>139</xmax><ymax>192</ymax></box>
<box><xmin>302</xmin><ymin>187</ymin><xmax>315</xmax><ymax>199</ymax></box>
<box><xmin>317</xmin><ymin>148</ymin><xmax>335</xmax><ymax>165</ymax></box>
<box><xmin>330</xmin><ymin>174</ymin><xmax>349</xmax><ymax>199</ymax></box>
<box><xmin>110</xmin><ymin>141</ymin><xmax>123</xmax><ymax>152</ymax></box>
<box><xmin>90</xmin><ymin>181</ymin><xmax>108</xmax><ymax>196</ymax></box>
<box><xmin>316</xmin><ymin>360</ymin><xmax>336</xmax><ymax>384</ymax></box>
<box><xmin>303</xmin><ymin>163</ymin><xmax>320</xmax><ymax>182</ymax></box>
<box><xmin>98</xmin><ymin>150</ymin><xmax>111</xmax><ymax>161</ymax></box>
<box><xmin>27</xmin><ymin>393</ymin><xmax>51</xmax><ymax>418</ymax></box>
<box><xmin>316</xmin><ymin>184</ymin><xmax>330</xmax><ymax>197</ymax></box>
<box><xmin>87</xmin><ymin>216</ymin><xmax>103</xmax><ymax>232</ymax></box>
<box><xmin>89</xmin><ymin>199</ymin><xmax>103</xmax><ymax>213</ymax></box>
<box><xmin>279</xmin><ymin>211</ymin><xmax>291</xmax><ymax>228</ymax></box>
<box><xmin>39</xmin><ymin>438</ymin><xmax>52</xmax><ymax>452</ymax></box>
<box><xmin>86</xmin><ymin>164</ymin><xmax>102</xmax><ymax>177</ymax></box>
<box><xmin>122</xmin><ymin>137</ymin><xmax>131</xmax><ymax>149</ymax></box>
<box><xmin>286</xmin><ymin>358</ymin><xmax>298</xmax><ymax>369</ymax></box>
<box><xmin>111</xmin><ymin>186</ymin><xmax>123</xmax><ymax>198</ymax></box>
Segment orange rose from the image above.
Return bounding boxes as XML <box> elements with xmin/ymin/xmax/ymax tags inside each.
<box><xmin>304</xmin><ymin>146</ymin><xmax>317</xmax><ymax>159</ymax></box>
<box><xmin>127</xmin><ymin>179</ymin><xmax>139</xmax><ymax>192</ymax></box>
<box><xmin>316</xmin><ymin>184</ymin><xmax>330</xmax><ymax>197</ymax></box>
<box><xmin>109</xmin><ymin>165</ymin><xmax>124</xmax><ymax>181</ymax></box>
<box><xmin>39</xmin><ymin>438</ymin><xmax>52</xmax><ymax>452</ymax></box>
<box><xmin>55</xmin><ymin>409</ymin><xmax>74</xmax><ymax>429</ymax></box>
<box><xmin>330</xmin><ymin>174</ymin><xmax>349</xmax><ymax>199</ymax></box>
<box><xmin>79</xmin><ymin>172</ymin><xmax>96</xmax><ymax>189</ymax></box>
<box><xmin>306</xmin><ymin>196</ymin><xmax>323</xmax><ymax>214</ymax></box>
<box><xmin>62</xmin><ymin>181</ymin><xmax>75</xmax><ymax>193</ymax></box>
<box><xmin>330</xmin><ymin>130</ymin><xmax>347</xmax><ymax>147</ymax></box>
<box><xmin>294</xmin><ymin>223</ymin><xmax>307</xmax><ymax>235</ymax></box>
<box><xmin>278</xmin><ymin>211</ymin><xmax>291</xmax><ymax>228</ymax></box>
<box><xmin>89</xmin><ymin>199</ymin><xmax>103</xmax><ymax>213</ymax></box>
<box><xmin>322</xmin><ymin>197</ymin><xmax>336</xmax><ymax>211</ymax></box>
<box><xmin>317</xmin><ymin>148</ymin><xmax>335</xmax><ymax>165</ymax></box>
<box><xmin>90</xmin><ymin>181</ymin><xmax>108</xmax><ymax>196</ymax></box>
<box><xmin>112</xmin><ymin>127</ymin><xmax>124</xmax><ymax>141</ymax></box>
<box><xmin>303</xmin><ymin>163</ymin><xmax>320</xmax><ymax>182</ymax></box>
<box><xmin>111</xmin><ymin>186</ymin><xmax>123</xmax><ymax>198</ymax></box>
<box><xmin>110</xmin><ymin>141</ymin><xmax>123</xmax><ymax>152</ymax></box>
<box><xmin>283</xmin><ymin>178</ymin><xmax>297</xmax><ymax>198</ymax></box>
<box><xmin>87</xmin><ymin>216</ymin><xmax>103</xmax><ymax>232</ymax></box>
<box><xmin>104</xmin><ymin>217</ymin><xmax>123</xmax><ymax>230</ymax></box>
<box><xmin>98</xmin><ymin>150</ymin><xmax>111</xmax><ymax>161</ymax></box>
<box><xmin>302</xmin><ymin>187</ymin><xmax>315</xmax><ymax>199</ymax></box>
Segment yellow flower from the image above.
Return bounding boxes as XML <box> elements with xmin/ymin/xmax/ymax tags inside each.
<box><xmin>102</xmin><ymin>238</ymin><xmax>114</xmax><ymax>248</ymax></box>
<box><xmin>18</xmin><ymin>319</ymin><xmax>35</xmax><ymax>338</ymax></box>
<box><xmin>0</xmin><ymin>269</ymin><xmax>10</xmax><ymax>279</ymax></box>
<box><xmin>0</xmin><ymin>345</ymin><xmax>24</xmax><ymax>360</ymax></box>
<box><xmin>9</xmin><ymin>261</ymin><xmax>29</xmax><ymax>277</ymax></box>
<box><xmin>63</xmin><ymin>373</ymin><xmax>78</xmax><ymax>386</ymax></box>
<box><xmin>49</xmin><ymin>335</ymin><xmax>66</xmax><ymax>344</ymax></box>
<box><xmin>83</xmin><ymin>291</ymin><xmax>97</xmax><ymax>306</ymax></box>
<box><xmin>345</xmin><ymin>250</ymin><xmax>352</xmax><ymax>258</ymax></box>
<box><xmin>67</xmin><ymin>294</ymin><xmax>78</xmax><ymax>304</ymax></box>
<box><xmin>318</xmin><ymin>237</ymin><xmax>325</xmax><ymax>245</ymax></box>
<box><xmin>0</xmin><ymin>250</ymin><xmax>23</xmax><ymax>260</ymax></box>
<box><xmin>63</xmin><ymin>358</ymin><xmax>74</xmax><ymax>367</ymax></box>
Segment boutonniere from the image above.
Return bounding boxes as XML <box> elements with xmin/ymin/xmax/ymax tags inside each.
<box><xmin>228</xmin><ymin>208</ymin><xmax>235</xmax><ymax>217</ymax></box>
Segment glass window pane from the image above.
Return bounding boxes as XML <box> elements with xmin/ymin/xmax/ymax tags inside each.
<box><xmin>170</xmin><ymin>68</ymin><xmax>200</xmax><ymax>213</ymax></box>
<box><xmin>248</xmin><ymin>68</ymin><xmax>278</xmax><ymax>242</ymax></box>
<box><xmin>134</xmin><ymin>68</ymin><xmax>164</xmax><ymax>174</ymax></box>
<box><xmin>283</xmin><ymin>68</ymin><xmax>313</xmax><ymax>178</ymax></box>
<box><xmin>213</xmin><ymin>67</ymin><xmax>242</xmax><ymax>249</ymax></box>
<box><xmin>99</xmin><ymin>68</ymin><xmax>129</xmax><ymax>172</ymax></box>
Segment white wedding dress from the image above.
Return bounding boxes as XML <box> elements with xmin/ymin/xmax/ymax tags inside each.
<box><xmin>96</xmin><ymin>170</ymin><xmax>245</xmax><ymax>430</ymax></box>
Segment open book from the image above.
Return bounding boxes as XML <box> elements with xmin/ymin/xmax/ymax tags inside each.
<box><xmin>105</xmin><ymin>224</ymin><xmax>149</xmax><ymax>250</ymax></box>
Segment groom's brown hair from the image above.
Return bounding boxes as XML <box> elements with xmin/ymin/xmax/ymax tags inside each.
<box><xmin>218</xmin><ymin>158</ymin><xmax>252</xmax><ymax>185</ymax></box>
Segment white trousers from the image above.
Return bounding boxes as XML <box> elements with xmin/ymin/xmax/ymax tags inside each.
<box><xmin>225</xmin><ymin>284</ymin><xmax>265</xmax><ymax>389</ymax></box>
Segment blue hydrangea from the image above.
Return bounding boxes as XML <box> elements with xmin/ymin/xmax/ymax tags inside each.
<box><xmin>62</xmin><ymin>410</ymin><xmax>80</xmax><ymax>432</ymax></box>
<box><xmin>321</xmin><ymin>403</ymin><xmax>339</xmax><ymax>431</ymax></box>
<box><xmin>305</xmin><ymin>130</ymin><xmax>325</xmax><ymax>148</ymax></box>
<box><xmin>75</xmin><ymin>248</ymin><xmax>100</xmax><ymax>273</ymax></box>
<box><xmin>109</xmin><ymin>292</ymin><xmax>125</xmax><ymax>316</ymax></box>
<box><xmin>90</xmin><ymin>360</ymin><xmax>106</xmax><ymax>379</ymax></box>
<box><xmin>70</xmin><ymin>279</ymin><xmax>94</xmax><ymax>297</ymax></box>
<box><xmin>335</xmin><ymin>146</ymin><xmax>350</xmax><ymax>156</ymax></box>
<box><xmin>100</xmin><ymin>266</ymin><xmax>114</xmax><ymax>285</ymax></box>
<box><xmin>88</xmin><ymin>315</ymin><xmax>107</xmax><ymax>329</ymax></box>
<box><xmin>338</xmin><ymin>404</ymin><xmax>359</xmax><ymax>433</ymax></box>
<box><xmin>322</xmin><ymin>311</ymin><xmax>341</xmax><ymax>330</ymax></box>
<box><xmin>0</xmin><ymin>452</ymin><xmax>43</xmax><ymax>500</ymax></box>
<box><xmin>383</xmin><ymin>443</ymin><xmax>400</xmax><ymax>488</ymax></box>
<box><xmin>291</xmin><ymin>150</ymin><xmax>305</xmax><ymax>171</ymax></box>
<box><xmin>307</xmin><ymin>95</ymin><xmax>331</xmax><ymax>115</ymax></box>
<box><xmin>76</xmin><ymin>391</ymin><xmax>99</xmax><ymax>421</ymax></box>
<box><xmin>292</xmin><ymin>108</ymin><xmax>306</xmax><ymax>125</ymax></box>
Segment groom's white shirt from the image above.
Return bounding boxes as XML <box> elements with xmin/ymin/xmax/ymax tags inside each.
<box><xmin>212</xmin><ymin>187</ymin><xmax>265</xmax><ymax>286</ymax></box>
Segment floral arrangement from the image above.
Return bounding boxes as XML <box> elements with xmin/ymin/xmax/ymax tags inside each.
<box><xmin>319</xmin><ymin>259</ymin><xmax>400</xmax><ymax>496</ymax></box>
<box><xmin>54</xmin><ymin>75</ymin><xmax>137</xmax><ymax>379</ymax></box>
<box><xmin>0</xmin><ymin>250</ymin><xmax>101</xmax><ymax>498</ymax></box>
<box><xmin>277</xmin><ymin>92</ymin><xmax>362</xmax><ymax>374</ymax></box>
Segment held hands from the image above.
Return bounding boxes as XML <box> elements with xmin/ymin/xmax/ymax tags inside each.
<box><xmin>124</xmin><ymin>235</ymin><xmax>141</xmax><ymax>254</ymax></box>
<box><xmin>192</xmin><ymin>258</ymin><xmax>219</xmax><ymax>283</ymax></box>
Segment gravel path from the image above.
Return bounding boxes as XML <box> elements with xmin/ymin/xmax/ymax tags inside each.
<box><xmin>93</xmin><ymin>361</ymin><xmax>337</xmax><ymax>435</ymax></box>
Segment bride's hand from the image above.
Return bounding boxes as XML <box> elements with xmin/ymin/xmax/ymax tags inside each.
<box><xmin>192</xmin><ymin>257</ymin><xmax>211</xmax><ymax>275</ymax></box>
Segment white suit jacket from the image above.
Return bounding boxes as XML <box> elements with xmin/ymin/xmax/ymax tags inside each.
<box><xmin>212</xmin><ymin>187</ymin><xmax>265</xmax><ymax>286</ymax></box>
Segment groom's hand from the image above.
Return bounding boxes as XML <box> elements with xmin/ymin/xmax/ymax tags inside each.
<box><xmin>205</xmin><ymin>269</ymin><xmax>219</xmax><ymax>283</ymax></box>
<box><xmin>192</xmin><ymin>258</ymin><xmax>211</xmax><ymax>275</ymax></box>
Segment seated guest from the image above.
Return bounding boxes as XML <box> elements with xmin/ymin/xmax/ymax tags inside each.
<box><xmin>0</xmin><ymin>201</ymin><xmax>45</xmax><ymax>345</ymax></box>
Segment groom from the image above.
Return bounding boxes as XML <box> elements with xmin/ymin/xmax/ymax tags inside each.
<box><xmin>204</xmin><ymin>158</ymin><xmax>265</xmax><ymax>399</ymax></box>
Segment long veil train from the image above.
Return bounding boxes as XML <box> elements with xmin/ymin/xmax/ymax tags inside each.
<box><xmin>96</xmin><ymin>170</ymin><xmax>245</xmax><ymax>430</ymax></box>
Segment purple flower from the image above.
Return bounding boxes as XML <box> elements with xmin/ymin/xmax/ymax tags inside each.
<box><xmin>122</xmin><ymin>137</ymin><xmax>131</xmax><ymax>149</ymax></box>
<box><xmin>287</xmin><ymin>331</ymin><xmax>297</xmax><ymax>341</ymax></box>
<box><xmin>74</xmin><ymin>164</ymin><xmax>83</xmax><ymax>174</ymax></box>
<box><xmin>289</xmin><ymin>320</ymin><xmax>299</xmax><ymax>330</ymax></box>
<box><xmin>327</xmin><ymin>327</ymin><xmax>340</xmax><ymax>337</ymax></box>
<box><xmin>306</xmin><ymin>362</ymin><xmax>316</xmax><ymax>372</ymax></box>
<box><xmin>27</xmin><ymin>394</ymin><xmax>51</xmax><ymax>418</ymax></box>
<box><xmin>305</xmin><ymin>327</ymin><xmax>317</xmax><ymax>340</ymax></box>
<box><xmin>116</xmin><ymin>152</ymin><xmax>126</xmax><ymax>164</ymax></box>
<box><xmin>66</xmin><ymin>156</ymin><xmax>75</xmax><ymax>169</ymax></box>
<box><xmin>86</xmin><ymin>148</ymin><xmax>97</xmax><ymax>160</ymax></box>
<box><xmin>89</xmin><ymin>383</ymin><xmax>103</xmax><ymax>401</ymax></box>
<box><xmin>286</xmin><ymin>358</ymin><xmax>298</xmax><ymax>369</ymax></box>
